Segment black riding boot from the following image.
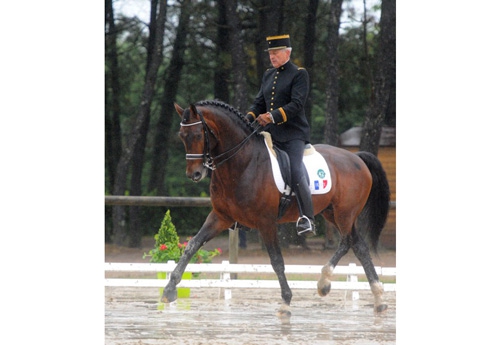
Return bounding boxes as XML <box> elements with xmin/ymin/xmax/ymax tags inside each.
<box><xmin>295</xmin><ymin>175</ymin><xmax>316</xmax><ymax>237</ymax></box>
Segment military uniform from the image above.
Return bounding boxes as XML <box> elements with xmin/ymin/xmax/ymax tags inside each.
<box><xmin>246</xmin><ymin>60</ymin><xmax>310</xmax><ymax>144</ymax></box>
<box><xmin>246</xmin><ymin>34</ymin><xmax>315</xmax><ymax>237</ymax></box>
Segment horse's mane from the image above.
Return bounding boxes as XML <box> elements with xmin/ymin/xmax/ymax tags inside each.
<box><xmin>195</xmin><ymin>100</ymin><xmax>254</xmax><ymax>131</ymax></box>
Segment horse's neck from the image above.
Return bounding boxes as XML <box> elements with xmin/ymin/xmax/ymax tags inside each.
<box><xmin>212</xmin><ymin>123</ymin><xmax>265</xmax><ymax>169</ymax></box>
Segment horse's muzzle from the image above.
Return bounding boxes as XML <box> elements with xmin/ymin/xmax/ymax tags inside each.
<box><xmin>188</xmin><ymin>169</ymin><xmax>207</xmax><ymax>182</ymax></box>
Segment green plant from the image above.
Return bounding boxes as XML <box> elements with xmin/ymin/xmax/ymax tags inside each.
<box><xmin>143</xmin><ymin>209</ymin><xmax>222</xmax><ymax>263</ymax></box>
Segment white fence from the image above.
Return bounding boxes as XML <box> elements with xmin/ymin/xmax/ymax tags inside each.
<box><xmin>105</xmin><ymin>260</ymin><xmax>396</xmax><ymax>300</ymax></box>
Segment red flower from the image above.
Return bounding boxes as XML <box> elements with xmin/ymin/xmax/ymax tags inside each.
<box><xmin>159</xmin><ymin>244</ymin><xmax>167</xmax><ymax>251</ymax></box>
<box><xmin>216</xmin><ymin>248</ymin><xmax>222</xmax><ymax>254</ymax></box>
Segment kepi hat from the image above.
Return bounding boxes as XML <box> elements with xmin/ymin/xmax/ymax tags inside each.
<box><xmin>266</xmin><ymin>34</ymin><xmax>291</xmax><ymax>51</ymax></box>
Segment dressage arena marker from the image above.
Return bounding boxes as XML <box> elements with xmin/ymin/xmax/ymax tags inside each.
<box><xmin>105</xmin><ymin>260</ymin><xmax>396</xmax><ymax>300</ymax></box>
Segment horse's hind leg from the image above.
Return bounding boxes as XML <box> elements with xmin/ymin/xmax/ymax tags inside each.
<box><xmin>260</xmin><ymin>228</ymin><xmax>292</xmax><ymax>318</ymax></box>
<box><xmin>350</xmin><ymin>226</ymin><xmax>387</xmax><ymax>313</ymax></box>
<box><xmin>317</xmin><ymin>234</ymin><xmax>351</xmax><ymax>297</ymax></box>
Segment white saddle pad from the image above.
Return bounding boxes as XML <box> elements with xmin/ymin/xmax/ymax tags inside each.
<box><xmin>261</xmin><ymin>132</ymin><xmax>332</xmax><ymax>195</ymax></box>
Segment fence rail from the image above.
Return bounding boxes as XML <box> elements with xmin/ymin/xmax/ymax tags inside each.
<box><xmin>105</xmin><ymin>261</ymin><xmax>396</xmax><ymax>300</ymax></box>
<box><xmin>105</xmin><ymin>196</ymin><xmax>395</xmax><ymax>209</ymax></box>
<box><xmin>105</xmin><ymin>196</ymin><xmax>212</xmax><ymax>207</ymax></box>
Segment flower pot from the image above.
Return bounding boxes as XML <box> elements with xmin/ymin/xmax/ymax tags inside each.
<box><xmin>157</xmin><ymin>271</ymin><xmax>192</xmax><ymax>299</ymax></box>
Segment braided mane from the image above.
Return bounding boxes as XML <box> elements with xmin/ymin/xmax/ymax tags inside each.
<box><xmin>195</xmin><ymin>100</ymin><xmax>254</xmax><ymax>131</ymax></box>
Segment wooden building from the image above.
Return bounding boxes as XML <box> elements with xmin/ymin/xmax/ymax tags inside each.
<box><xmin>339</xmin><ymin>127</ymin><xmax>396</xmax><ymax>249</ymax></box>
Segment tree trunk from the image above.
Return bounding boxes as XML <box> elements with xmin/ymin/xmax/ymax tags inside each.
<box><xmin>360</xmin><ymin>0</ymin><xmax>396</xmax><ymax>155</ymax></box>
<box><xmin>303</xmin><ymin>0</ymin><xmax>319</xmax><ymax>128</ymax></box>
<box><xmin>214</xmin><ymin>0</ymin><xmax>231</xmax><ymax>103</ymax></box>
<box><xmin>112</xmin><ymin>0</ymin><xmax>167</xmax><ymax>245</ymax></box>
<box><xmin>128</xmin><ymin>114</ymin><xmax>149</xmax><ymax>248</ymax></box>
<box><xmin>323</xmin><ymin>0</ymin><xmax>343</xmax><ymax>146</ymax></box>
<box><xmin>148</xmin><ymin>0</ymin><xmax>190</xmax><ymax>195</ymax></box>
<box><xmin>105</xmin><ymin>0</ymin><xmax>122</xmax><ymax>192</ymax></box>
<box><xmin>225</xmin><ymin>0</ymin><xmax>248</xmax><ymax>111</ymax></box>
<box><xmin>129</xmin><ymin>0</ymin><xmax>163</xmax><ymax>248</ymax></box>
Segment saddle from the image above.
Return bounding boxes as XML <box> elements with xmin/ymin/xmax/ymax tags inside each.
<box><xmin>261</xmin><ymin>131</ymin><xmax>314</xmax><ymax>188</ymax></box>
<box><xmin>260</xmin><ymin>132</ymin><xmax>320</xmax><ymax>219</ymax></box>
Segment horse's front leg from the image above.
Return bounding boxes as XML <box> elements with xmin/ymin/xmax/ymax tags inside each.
<box><xmin>260</xmin><ymin>227</ymin><xmax>292</xmax><ymax>318</ymax></box>
<box><xmin>162</xmin><ymin>212</ymin><xmax>225</xmax><ymax>303</ymax></box>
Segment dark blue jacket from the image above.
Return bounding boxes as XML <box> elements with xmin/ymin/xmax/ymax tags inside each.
<box><xmin>247</xmin><ymin>60</ymin><xmax>310</xmax><ymax>143</ymax></box>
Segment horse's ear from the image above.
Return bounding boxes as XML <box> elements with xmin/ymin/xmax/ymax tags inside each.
<box><xmin>189</xmin><ymin>104</ymin><xmax>200</xmax><ymax>121</ymax></box>
<box><xmin>174</xmin><ymin>103</ymin><xmax>184</xmax><ymax>118</ymax></box>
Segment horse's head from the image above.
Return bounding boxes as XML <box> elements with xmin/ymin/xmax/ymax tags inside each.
<box><xmin>175</xmin><ymin>103</ymin><xmax>213</xmax><ymax>182</ymax></box>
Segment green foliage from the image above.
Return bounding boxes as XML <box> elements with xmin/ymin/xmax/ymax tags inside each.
<box><xmin>143</xmin><ymin>209</ymin><xmax>222</xmax><ymax>263</ymax></box>
<box><xmin>143</xmin><ymin>210</ymin><xmax>181</xmax><ymax>263</ymax></box>
<box><xmin>155</xmin><ymin>210</ymin><xmax>179</xmax><ymax>247</ymax></box>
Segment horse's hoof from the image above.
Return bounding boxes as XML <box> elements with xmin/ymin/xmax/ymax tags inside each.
<box><xmin>318</xmin><ymin>284</ymin><xmax>331</xmax><ymax>297</ymax></box>
<box><xmin>375</xmin><ymin>304</ymin><xmax>388</xmax><ymax>313</ymax></box>
<box><xmin>277</xmin><ymin>306</ymin><xmax>292</xmax><ymax>319</ymax></box>
<box><xmin>161</xmin><ymin>288</ymin><xmax>177</xmax><ymax>303</ymax></box>
<box><xmin>317</xmin><ymin>277</ymin><xmax>331</xmax><ymax>297</ymax></box>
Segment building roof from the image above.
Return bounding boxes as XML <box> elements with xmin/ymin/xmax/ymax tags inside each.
<box><xmin>339</xmin><ymin>126</ymin><xmax>396</xmax><ymax>146</ymax></box>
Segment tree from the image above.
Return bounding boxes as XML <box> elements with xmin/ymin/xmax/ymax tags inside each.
<box><xmin>111</xmin><ymin>0</ymin><xmax>167</xmax><ymax>245</ymax></box>
<box><xmin>214</xmin><ymin>0</ymin><xmax>231</xmax><ymax>103</ymax></box>
<box><xmin>225</xmin><ymin>0</ymin><xmax>248</xmax><ymax>111</ymax></box>
<box><xmin>128</xmin><ymin>0</ymin><xmax>161</xmax><ymax>248</ymax></box>
<box><xmin>105</xmin><ymin>0</ymin><xmax>122</xmax><ymax>191</ymax></box>
<box><xmin>148</xmin><ymin>0</ymin><xmax>191</xmax><ymax>195</ymax></box>
<box><xmin>303</xmin><ymin>0</ymin><xmax>319</xmax><ymax>127</ymax></box>
<box><xmin>323</xmin><ymin>0</ymin><xmax>343</xmax><ymax>146</ymax></box>
<box><xmin>360</xmin><ymin>0</ymin><xmax>396</xmax><ymax>154</ymax></box>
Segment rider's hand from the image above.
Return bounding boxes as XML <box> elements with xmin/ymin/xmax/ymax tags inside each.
<box><xmin>256</xmin><ymin>112</ymin><xmax>273</xmax><ymax>126</ymax></box>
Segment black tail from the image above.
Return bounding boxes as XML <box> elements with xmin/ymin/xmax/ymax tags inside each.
<box><xmin>356</xmin><ymin>151</ymin><xmax>391</xmax><ymax>253</ymax></box>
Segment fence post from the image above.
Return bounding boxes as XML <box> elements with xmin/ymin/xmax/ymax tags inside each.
<box><xmin>219</xmin><ymin>260</ymin><xmax>232</xmax><ymax>300</ymax></box>
<box><xmin>347</xmin><ymin>263</ymin><xmax>359</xmax><ymax>301</ymax></box>
<box><xmin>228</xmin><ymin>229</ymin><xmax>239</xmax><ymax>279</ymax></box>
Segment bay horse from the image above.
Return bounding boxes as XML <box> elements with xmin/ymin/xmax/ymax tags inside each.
<box><xmin>163</xmin><ymin>100</ymin><xmax>391</xmax><ymax>316</ymax></box>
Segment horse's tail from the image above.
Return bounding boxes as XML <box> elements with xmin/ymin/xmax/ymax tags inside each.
<box><xmin>356</xmin><ymin>151</ymin><xmax>391</xmax><ymax>253</ymax></box>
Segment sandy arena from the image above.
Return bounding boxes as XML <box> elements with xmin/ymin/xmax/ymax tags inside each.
<box><xmin>105</xmin><ymin>235</ymin><xmax>396</xmax><ymax>344</ymax></box>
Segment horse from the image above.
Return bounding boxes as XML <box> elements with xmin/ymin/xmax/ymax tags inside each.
<box><xmin>163</xmin><ymin>100</ymin><xmax>391</xmax><ymax>316</ymax></box>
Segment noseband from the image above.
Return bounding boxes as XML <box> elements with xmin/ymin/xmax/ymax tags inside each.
<box><xmin>180</xmin><ymin>108</ymin><xmax>259</xmax><ymax>170</ymax></box>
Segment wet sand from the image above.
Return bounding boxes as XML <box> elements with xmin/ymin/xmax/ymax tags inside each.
<box><xmin>105</xmin><ymin>286</ymin><xmax>396</xmax><ymax>345</ymax></box>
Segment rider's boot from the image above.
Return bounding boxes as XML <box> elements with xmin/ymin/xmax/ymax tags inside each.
<box><xmin>294</xmin><ymin>175</ymin><xmax>316</xmax><ymax>237</ymax></box>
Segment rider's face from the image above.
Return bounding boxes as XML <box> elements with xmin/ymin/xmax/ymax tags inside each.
<box><xmin>268</xmin><ymin>49</ymin><xmax>290</xmax><ymax>68</ymax></box>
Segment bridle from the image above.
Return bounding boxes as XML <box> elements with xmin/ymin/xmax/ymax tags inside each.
<box><xmin>180</xmin><ymin>108</ymin><xmax>260</xmax><ymax>171</ymax></box>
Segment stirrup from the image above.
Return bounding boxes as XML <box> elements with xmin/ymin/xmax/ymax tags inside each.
<box><xmin>296</xmin><ymin>216</ymin><xmax>316</xmax><ymax>237</ymax></box>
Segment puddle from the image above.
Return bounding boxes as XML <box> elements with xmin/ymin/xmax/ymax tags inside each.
<box><xmin>105</xmin><ymin>287</ymin><xmax>396</xmax><ymax>344</ymax></box>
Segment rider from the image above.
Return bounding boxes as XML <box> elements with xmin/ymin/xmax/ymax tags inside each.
<box><xmin>246</xmin><ymin>34</ymin><xmax>315</xmax><ymax>237</ymax></box>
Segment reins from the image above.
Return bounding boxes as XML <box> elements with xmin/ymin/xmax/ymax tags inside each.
<box><xmin>180</xmin><ymin>108</ymin><xmax>261</xmax><ymax>170</ymax></box>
